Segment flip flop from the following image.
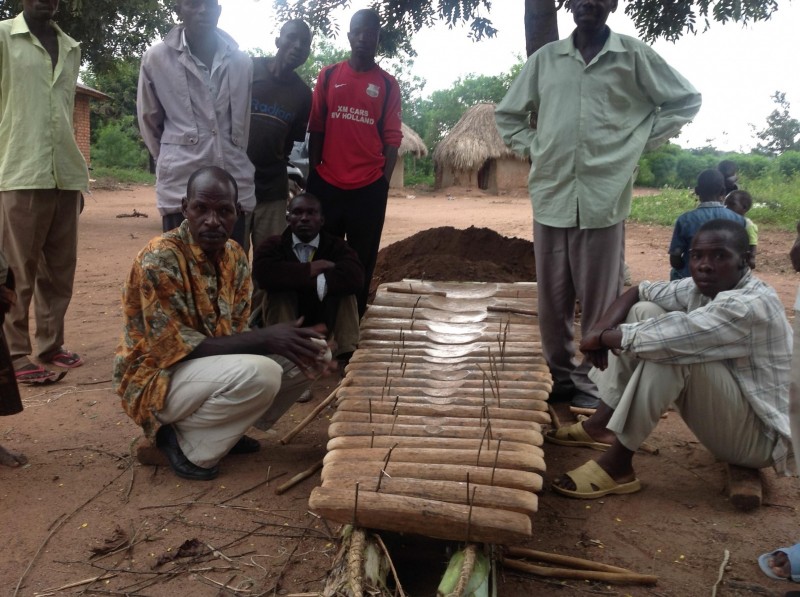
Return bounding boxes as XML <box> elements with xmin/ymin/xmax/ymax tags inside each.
<box><xmin>15</xmin><ymin>363</ymin><xmax>67</xmax><ymax>385</ymax></box>
<box><xmin>758</xmin><ymin>543</ymin><xmax>800</xmax><ymax>582</ymax></box>
<box><xmin>545</xmin><ymin>421</ymin><xmax>611</xmax><ymax>451</ymax></box>
<box><xmin>552</xmin><ymin>460</ymin><xmax>641</xmax><ymax>499</ymax></box>
<box><xmin>42</xmin><ymin>348</ymin><xmax>83</xmax><ymax>369</ymax></box>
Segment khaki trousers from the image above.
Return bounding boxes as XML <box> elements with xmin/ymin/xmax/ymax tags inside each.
<box><xmin>533</xmin><ymin>221</ymin><xmax>625</xmax><ymax>397</ymax></box>
<box><xmin>0</xmin><ymin>189</ymin><xmax>80</xmax><ymax>362</ymax></box>
<box><xmin>590</xmin><ymin>302</ymin><xmax>775</xmax><ymax>468</ymax></box>
<box><xmin>264</xmin><ymin>291</ymin><xmax>360</xmax><ymax>357</ymax></box>
<box><xmin>157</xmin><ymin>354</ymin><xmax>311</xmax><ymax>468</ymax></box>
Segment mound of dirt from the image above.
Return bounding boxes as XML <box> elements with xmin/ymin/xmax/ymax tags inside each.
<box><xmin>370</xmin><ymin>226</ymin><xmax>535</xmax><ymax>295</ymax></box>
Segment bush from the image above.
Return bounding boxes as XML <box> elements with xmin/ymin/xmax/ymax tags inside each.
<box><xmin>735</xmin><ymin>154</ymin><xmax>772</xmax><ymax>179</ymax></box>
<box><xmin>775</xmin><ymin>150</ymin><xmax>800</xmax><ymax>178</ymax></box>
<box><xmin>92</xmin><ymin>117</ymin><xmax>149</xmax><ymax>170</ymax></box>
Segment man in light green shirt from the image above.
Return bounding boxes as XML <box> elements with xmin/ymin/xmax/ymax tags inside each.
<box><xmin>0</xmin><ymin>0</ymin><xmax>89</xmax><ymax>384</ymax></box>
<box><xmin>495</xmin><ymin>0</ymin><xmax>700</xmax><ymax>410</ymax></box>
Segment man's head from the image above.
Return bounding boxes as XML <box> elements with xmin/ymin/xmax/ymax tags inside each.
<box><xmin>175</xmin><ymin>0</ymin><xmax>221</xmax><ymax>37</ymax></box>
<box><xmin>694</xmin><ymin>169</ymin><xmax>726</xmax><ymax>203</ymax></box>
<box><xmin>275</xmin><ymin>19</ymin><xmax>312</xmax><ymax>72</ymax></box>
<box><xmin>688</xmin><ymin>219</ymin><xmax>750</xmax><ymax>298</ymax></box>
<box><xmin>181</xmin><ymin>166</ymin><xmax>239</xmax><ymax>259</ymax></box>
<box><xmin>23</xmin><ymin>0</ymin><xmax>59</xmax><ymax>24</ymax></box>
<box><xmin>725</xmin><ymin>190</ymin><xmax>753</xmax><ymax>217</ymax></box>
<box><xmin>571</xmin><ymin>0</ymin><xmax>617</xmax><ymax>33</ymax></box>
<box><xmin>286</xmin><ymin>193</ymin><xmax>323</xmax><ymax>243</ymax></box>
<box><xmin>347</xmin><ymin>9</ymin><xmax>381</xmax><ymax>62</ymax></box>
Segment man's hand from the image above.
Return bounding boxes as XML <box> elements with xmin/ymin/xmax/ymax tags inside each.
<box><xmin>257</xmin><ymin>320</ymin><xmax>335</xmax><ymax>378</ymax></box>
<box><xmin>791</xmin><ymin>221</ymin><xmax>800</xmax><ymax>273</ymax></box>
<box><xmin>309</xmin><ymin>259</ymin><xmax>335</xmax><ymax>277</ymax></box>
<box><xmin>579</xmin><ymin>328</ymin><xmax>609</xmax><ymax>370</ymax></box>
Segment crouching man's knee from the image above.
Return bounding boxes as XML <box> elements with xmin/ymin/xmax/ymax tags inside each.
<box><xmin>627</xmin><ymin>301</ymin><xmax>667</xmax><ymax>324</ymax></box>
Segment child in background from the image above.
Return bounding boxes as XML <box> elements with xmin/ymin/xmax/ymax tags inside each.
<box><xmin>668</xmin><ymin>169</ymin><xmax>746</xmax><ymax>279</ymax></box>
<box><xmin>718</xmin><ymin>159</ymin><xmax>739</xmax><ymax>195</ymax></box>
<box><xmin>726</xmin><ymin>190</ymin><xmax>758</xmax><ymax>269</ymax></box>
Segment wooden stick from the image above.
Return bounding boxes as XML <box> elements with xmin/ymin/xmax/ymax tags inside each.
<box><xmin>502</xmin><ymin>558</ymin><xmax>658</xmax><ymax>585</ymax></box>
<box><xmin>506</xmin><ymin>547</ymin><xmax>633</xmax><ymax>573</ymax></box>
<box><xmin>275</xmin><ymin>460</ymin><xmax>324</xmax><ymax>495</ymax></box>
<box><xmin>280</xmin><ymin>380</ymin><xmax>348</xmax><ymax>445</ymax></box>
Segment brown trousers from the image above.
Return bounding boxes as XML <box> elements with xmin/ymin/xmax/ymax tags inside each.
<box><xmin>0</xmin><ymin>189</ymin><xmax>80</xmax><ymax>363</ymax></box>
<box><xmin>533</xmin><ymin>220</ymin><xmax>625</xmax><ymax>398</ymax></box>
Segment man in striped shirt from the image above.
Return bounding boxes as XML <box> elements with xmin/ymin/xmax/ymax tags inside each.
<box><xmin>546</xmin><ymin>219</ymin><xmax>794</xmax><ymax>499</ymax></box>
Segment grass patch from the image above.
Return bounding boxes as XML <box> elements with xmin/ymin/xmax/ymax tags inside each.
<box><xmin>631</xmin><ymin>174</ymin><xmax>800</xmax><ymax>232</ymax></box>
<box><xmin>90</xmin><ymin>167</ymin><xmax>154</xmax><ymax>189</ymax></box>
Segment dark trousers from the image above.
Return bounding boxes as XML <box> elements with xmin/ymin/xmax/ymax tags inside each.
<box><xmin>306</xmin><ymin>171</ymin><xmax>389</xmax><ymax>315</ymax></box>
<box><xmin>162</xmin><ymin>212</ymin><xmax>249</xmax><ymax>254</ymax></box>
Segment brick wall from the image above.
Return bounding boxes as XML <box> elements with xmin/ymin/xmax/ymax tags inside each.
<box><xmin>73</xmin><ymin>94</ymin><xmax>91</xmax><ymax>166</ymax></box>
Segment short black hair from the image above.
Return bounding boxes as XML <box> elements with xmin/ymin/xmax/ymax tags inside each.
<box><xmin>288</xmin><ymin>191</ymin><xmax>321</xmax><ymax>211</ymax></box>
<box><xmin>350</xmin><ymin>8</ymin><xmax>381</xmax><ymax>30</ymax></box>
<box><xmin>695</xmin><ymin>169</ymin><xmax>725</xmax><ymax>199</ymax></box>
<box><xmin>717</xmin><ymin>160</ymin><xmax>738</xmax><ymax>177</ymax></box>
<box><xmin>186</xmin><ymin>166</ymin><xmax>238</xmax><ymax>203</ymax></box>
<box><xmin>695</xmin><ymin>218</ymin><xmax>749</xmax><ymax>256</ymax></box>
<box><xmin>726</xmin><ymin>190</ymin><xmax>753</xmax><ymax>211</ymax></box>
<box><xmin>280</xmin><ymin>18</ymin><xmax>310</xmax><ymax>37</ymax></box>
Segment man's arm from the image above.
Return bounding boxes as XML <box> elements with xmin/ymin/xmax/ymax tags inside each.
<box><xmin>669</xmin><ymin>249</ymin><xmax>684</xmax><ymax>271</ymax></box>
<box><xmin>136</xmin><ymin>58</ymin><xmax>165</xmax><ymax>160</ymax></box>
<box><xmin>494</xmin><ymin>57</ymin><xmax>539</xmax><ymax>158</ymax></box>
<box><xmin>579</xmin><ymin>287</ymin><xmax>640</xmax><ymax>370</ymax></box>
<box><xmin>790</xmin><ymin>221</ymin><xmax>800</xmax><ymax>272</ymax></box>
<box><xmin>382</xmin><ymin>145</ymin><xmax>399</xmax><ymax>181</ymax></box>
<box><xmin>252</xmin><ymin>237</ymin><xmax>318</xmax><ymax>292</ymax></box>
<box><xmin>636</xmin><ymin>48</ymin><xmax>702</xmax><ymax>152</ymax></box>
<box><xmin>307</xmin><ymin>68</ymin><xmax>329</xmax><ymax>174</ymax></box>
<box><xmin>308</xmin><ymin>131</ymin><xmax>324</xmax><ymax>173</ymax></box>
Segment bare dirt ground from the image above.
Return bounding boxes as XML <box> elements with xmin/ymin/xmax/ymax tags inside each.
<box><xmin>1</xmin><ymin>183</ymin><xmax>798</xmax><ymax>597</ymax></box>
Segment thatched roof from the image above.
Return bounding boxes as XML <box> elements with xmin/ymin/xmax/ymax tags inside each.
<box><xmin>433</xmin><ymin>102</ymin><xmax>524</xmax><ymax>170</ymax></box>
<box><xmin>399</xmin><ymin>122</ymin><xmax>427</xmax><ymax>157</ymax></box>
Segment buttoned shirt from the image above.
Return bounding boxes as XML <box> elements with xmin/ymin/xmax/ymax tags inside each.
<box><xmin>0</xmin><ymin>13</ymin><xmax>88</xmax><ymax>191</ymax></box>
<box><xmin>292</xmin><ymin>233</ymin><xmax>326</xmax><ymax>300</ymax></box>
<box><xmin>137</xmin><ymin>25</ymin><xmax>255</xmax><ymax>214</ymax></box>
<box><xmin>113</xmin><ymin>221</ymin><xmax>251</xmax><ymax>435</ymax></box>
<box><xmin>620</xmin><ymin>273</ymin><xmax>793</xmax><ymax>473</ymax></box>
<box><xmin>495</xmin><ymin>29</ymin><xmax>701</xmax><ymax>229</ymax></box>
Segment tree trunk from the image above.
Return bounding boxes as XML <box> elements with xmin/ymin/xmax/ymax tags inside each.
<box><xmin>524</xmin><ymin>0</ymin><xmax>560</xmax><ymax>56</ymax></box>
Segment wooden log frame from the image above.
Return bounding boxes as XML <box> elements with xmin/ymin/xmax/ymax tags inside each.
<box><xmin>323</xmin><ymin>446</ymin><xmax>546</xmax><ymax>473</ymax></box>
<box><xmin>309</xmin><ymin>487</ymin><xmax>532</xmax><ymax>545</ymax></box>
<box><xmin>335</xmin><ymin>389</ymin><xmax>552</xmax><ymax>412</ymax></box>
<box><xmin>310</xmin><ymin>281</ymin><xmax>553</xmax><ymax>545</ymax></box>
<box><xmin>320</xmin><ymin>461</ymin><xmax>543</xmax><ymax>492</ymax></box>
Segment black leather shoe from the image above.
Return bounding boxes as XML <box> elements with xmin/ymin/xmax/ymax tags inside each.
<box><xmin>228</xmin><ymin>434</ymin><xmax>261</xmax><ymax>455</ymax></box>
<box><xmin>155</xmin><ymin>425</ymin><xmax>219</xmax><ymax>481</ymax></box>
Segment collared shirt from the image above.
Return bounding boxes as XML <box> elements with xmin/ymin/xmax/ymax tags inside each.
<box><xmin>0</xmin><ymin>13</ymin><xmax>88</xmax><ymax>191</ymax></box>
<box><xmin>137</xmin><ymin>25</ymin><xmax>255</xmax><ymax>214</ymax></box>
<box><xmin>620</xmin><ymin>273</ymin><xmax>793</xmax><ymax>474</ymax></box>
<box><xmin>292</xmin><ymin>233</ymin><xmax>326</xmax><ymax>300</ymax></box>
<box><xmin>113</xmin><ymin>221</ymin><xmax>251</xmax><ymax>435</ymax></box>
<box><xmin>495</xmin><ymin>29</ymin><xmax>701</xmax><ymax>229</ymax></box>
<box><xmin>668</xmin><ymin>202</ymin><xmax>746</xmax><ymax>278</ymax></box>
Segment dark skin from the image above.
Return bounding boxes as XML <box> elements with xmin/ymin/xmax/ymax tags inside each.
<box><xmin>669</xmin><ymin>187</ymin><xmax>727</xmax><ymax>271</ymax></box>
<box><xmin>286</xmin><ymin>194</ymin><xmax>336</xmax><ymax>278</ymax></box>
<box><xmin>0</xmin><ymin>276</ymin><xmax>26</xmax><ymax>467</ymax></box>
<box><xmin>555</xmin><ymin>229</ymin><xmax>750</xmax><ymax>491</ymax></box>
<box><xmin>309</xmin><ymin>10</ymin><xmax>398</xmax><ymax>181</ymax></box>
<box><xmin>571</xmin><ymin>0</ymin><xmax>617</xmax><ymax>64</ymax></box>
<box><xmin>175</xmin><ymin>0</ymin><xmax>221</xmax><ymax>70</ymax></box>
<box><xmin>269</xmin><ymin>20</ymin><xmax>312</xmax><ymax>80</ymax></box>
<box><xmin>23</xmin><ymin>0</ymin><xmax>59</xmax><ymax>70</ymax></box>
<box><xmin>791</xmin><ymin>221</ymin><xmax>800</xmax><ymax>273</ymax></box>
<box><xmin>178</xmin><ymin>170</ymin><xmax>333</xmax><ymax>376</ymax></box>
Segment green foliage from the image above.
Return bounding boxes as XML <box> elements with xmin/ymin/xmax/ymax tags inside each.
<box><xmin>754</xmin><ymin>91</ymin><xmax>800</xmax><ymax>155</ymax></box>
<box><xmin>775</xmin><ymin>150</ymin><xmax>800</xmax><ymax>178</ymax></box>
<box><xmin>629</xmin><ymin>188</ymin><xmax>698</xmax><ymax>227</ymax></box>
<box><xmin>82</xmin><ymin>57</ymin><xmax>141</xmax><ymax>143</ymax></box>
<box><xmin>0</xmin><ymin>0</ymin><xmax>173</xmax><ymax>74</ymax></box>
<box><xmin>734</xmin><ymin>154</ymin><xmax>772</xmax><ymax>178</ymax></box>
<box><xmin>90</xmin><ymin>166</ymin><xmax>155</xmax><ymax>186</ymax></box>
<box><xmin>92</xmin><ymin>116</ymin><xmax>149</xmax><ymax>170</ymax></box>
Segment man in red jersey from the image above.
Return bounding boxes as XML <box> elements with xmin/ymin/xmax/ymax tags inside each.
<box><xmin>306</xmin><ymin>8</ymin><xmax>402</xmax><ymax>316</ymax></box>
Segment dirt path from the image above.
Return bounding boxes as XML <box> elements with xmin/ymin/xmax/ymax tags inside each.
<box><xmin>0</xmin><ymin>184</ymin><xmax>797</xmax><ymax>596</ymax></box>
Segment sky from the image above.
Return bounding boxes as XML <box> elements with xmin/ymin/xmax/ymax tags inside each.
<box><xmin>218</xmin><ymin>1</ymin><xmax>800</xmax><ymax>152</ymax></box>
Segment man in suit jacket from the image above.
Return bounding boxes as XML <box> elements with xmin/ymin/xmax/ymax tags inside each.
<box><xmin>252</xmin><ymin>193</ymin><xmax>363</xmax><ymax>361</ymax></box>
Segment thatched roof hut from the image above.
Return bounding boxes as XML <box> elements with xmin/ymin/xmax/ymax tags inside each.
<box><xmin>390</xmin><ymin>122</ymin><xmax>428</xmax><ymax>189</ymax></box>
<box><xmin>433</xmin><ymin>102</ymin><xmax>529</xmax><ymax>193</ymax></box>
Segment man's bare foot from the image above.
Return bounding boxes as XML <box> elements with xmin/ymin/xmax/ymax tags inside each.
<box><xmin>0</xmin><ymin>444</ymin><xmax>27</xmax><ymax>467</ymax></box>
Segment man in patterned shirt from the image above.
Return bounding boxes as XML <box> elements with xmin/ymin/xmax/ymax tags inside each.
<box><xmin>546</xmin><ymin>219</ymin><xmax>794</xmax><ymax>499</ymax></box>
<box><xmin>114</xmin><ymin>166</ymin><xmax>333</xmax><ymax>481</ymax></box>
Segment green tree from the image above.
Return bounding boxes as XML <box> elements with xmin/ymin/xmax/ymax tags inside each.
<box><xmin>754</xmin><ymin>91</ymin><xmax>800</xmax><ymax>156</ymax></box>
<box><xmin>273</xmin><ymin>0</ymin><xmax>782</xmax><ymax>59</ymax></box>
<box><xmin>0</xmin><ymin>0</ymin><xmax>173</xmax><ymax>73</ymax></box>
<box><xmin>82</xmin><ymin>57</ymin><xmax>141</xmax><ymax>142</ymax></box>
